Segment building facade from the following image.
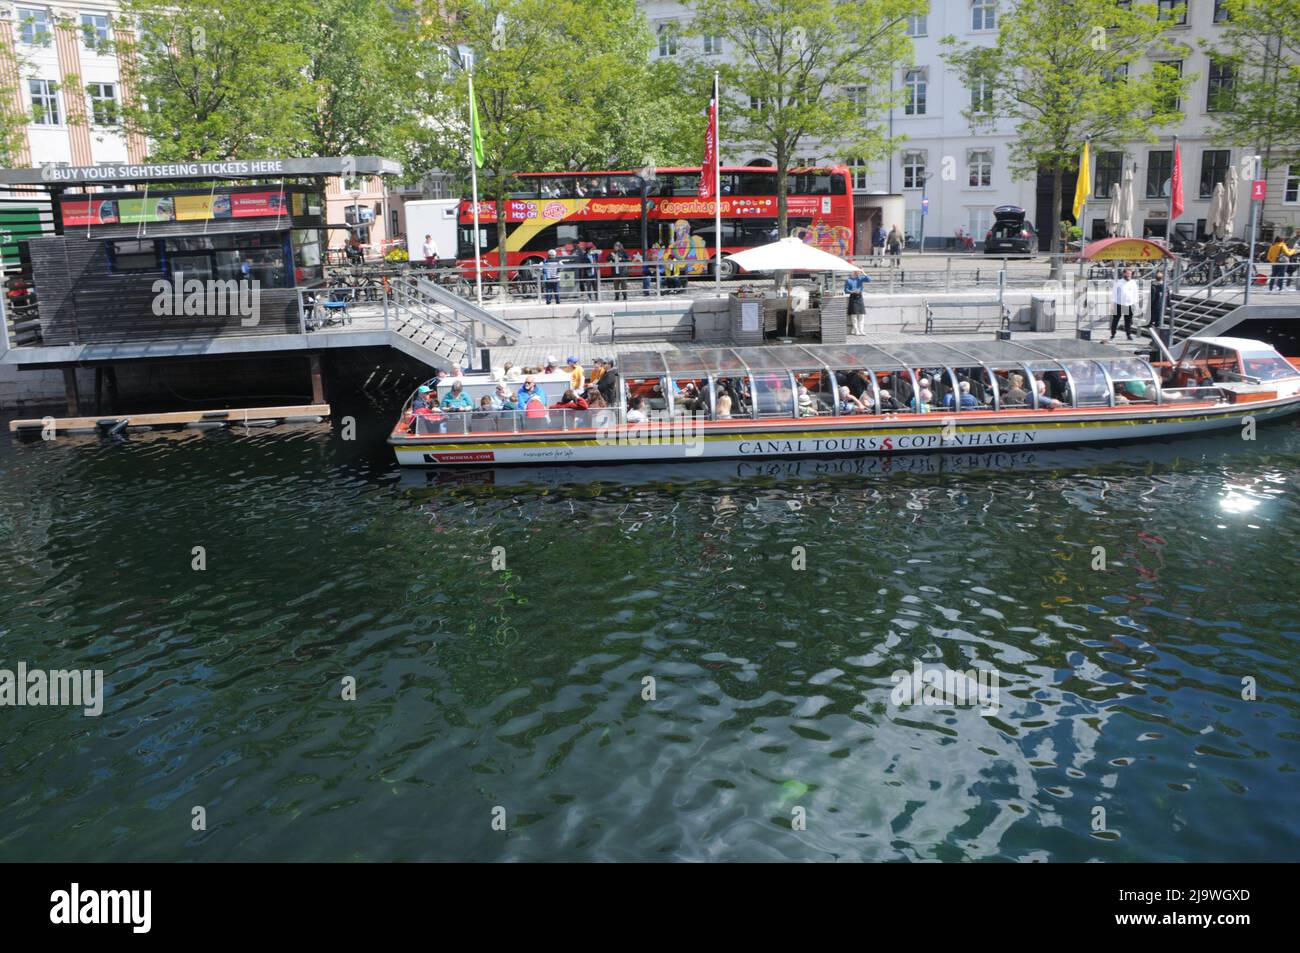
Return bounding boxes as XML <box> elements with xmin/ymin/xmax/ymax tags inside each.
<box><xmin>640</xmin><ymin>0</ymin><xmax>1299</xmax><ymax>249</ymax></box>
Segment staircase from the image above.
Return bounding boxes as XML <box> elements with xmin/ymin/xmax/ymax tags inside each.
<box><xmin>385</xmin><ymin>274</ymin><xmax>524</xmax><ymax>371</ymax></box>
<box><xmin>1167</xmin><ymin>262</ymin><xmax>1248</xmax><ymax>347</ymax></box>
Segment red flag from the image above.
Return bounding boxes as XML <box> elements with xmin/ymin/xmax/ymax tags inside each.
<box><xmin>1170</xmin><ymin>142</ymin><xmax>1184</xmax><ymax>220</ymax></box>
<box><xmin>698</xmin><ymin>94</ymin><xmax>717</xmax><ymax>199</ymax></box>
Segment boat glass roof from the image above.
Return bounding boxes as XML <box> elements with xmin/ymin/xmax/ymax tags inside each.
<box><xmin>619</xmin><ymin>339</ymin><xmax>1133</xmax><ymax>377</ymax></box>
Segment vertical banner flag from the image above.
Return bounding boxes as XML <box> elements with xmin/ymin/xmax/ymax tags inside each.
<box><xmin>698</xmin><ymin>92</ymin><xmax>718</xmax><ymax>200</ymax></box>
<box><xmin>470</xmin><ymin>88</ymin><xmax>485</xmax><ymax>169</ymax></box>
<box><xmin>1072</xmin><ymin>140</ymin><xmax>1091</xmax><ymax>220</ymax></box>
<box><xmin>1170</xmin><ymin>140</ymin><xmax>1184</xmax><ymax>221</ymax></box>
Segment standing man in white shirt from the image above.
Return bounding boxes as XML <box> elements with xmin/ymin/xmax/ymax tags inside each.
<box><xmin>422</xmin><ymin>234</ymin><xmax>438</xmax><ymax>269</ymax></box>
<box><xmin>1110</xmin><ymin>267</ymin><xmax>1139</xmax><ymax>342</ymax></box>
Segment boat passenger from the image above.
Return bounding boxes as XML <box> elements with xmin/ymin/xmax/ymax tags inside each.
<box><xmin>797</xmin><ymin>385</ymin><xmax>818</xmax><ymax>416</ymax></box>
<box><xmin>597</xmin><ymin>364</ymin><xmax>620</xmax><ymax>405</ymax></box>
<box><xmin>1034</xmin><ymin>379</ymin><xmax>1062</xmax><ymax>409</ymax></box>
<box><xmin>943</xmin><ymin>380</ymin><xmax>979</xmax><ymax>409</ymax></box>
<box><xmin>878</xmin><ymin>388</ymin><xmax>903</xmax><ymax>411</ymax></box>
<box><xmin>566</xmin><ymin>356</ymin><xmax>585</xmax><ymax>392</ymax></box>
<box><xmin>679</xmin><ymin>382</ymin><xmax>705</xmax><ymax>413</ymax></box>
<box><xmin>912</xmin><ymin>386</ymin><xmax>933</xmax><ymax>412</ymax></box>
<box><xmin>412</xmin><ymin>385</ymin><xmax>434</xmax><ymax>413</ymax></box>
<box><xmin>839</xmin><ymin>386</ymin><xmax>867</xmax><ymax>414</ymax></box>
<box><xmin>715</xmin><ymin>387</ymin><xmax>733</xmax><ymax>419</ymax></box>
<box><xmin>478</xmin><ymin>396</ymin><xmax>494</xmax><ymax>410</ymax></box>
<box><xmin>1002</xmin><ymin>373</ymin><xmax>1029</xmax><ymax>406</ymax></box>
<box><xmin>626</xmin><ymin>397</ymin><xmax>649</xmax><ymax>424</ymax></box>
<box><xmin>441</xmin><ymin>381</ymin><xmax>473</xmax><ymax>411</ymax></box>
<box><xmin>491</xmin><ymin>384</ymin><xmax>519</xmax><ymax>411</ymax></box>
<box><xmin>523</xmin><ymin>392</ymin><xmax>549</xmax><ymax>419</ymax></box>
<box><xmin>494</xmin><ymin>361</ymin><xmax>523</xmax><ymax>383</ymax></box>
<box><xmin>517</xmin><ymin>376</ymin><xmax>546</xmax><ymax>408</ymax></box>
<box><xmin>584</xmin><ymin>386</ymin><xmax>608</xmax><ymax>408</ymax></box>
<box><xmin>544</xmin><ymin>355</ymin><xmax>559</xmax><ymax>374</ymax></box>
<box><xmin>589</xmin><ymin>359</ymin><xmax>606</xmax><ymax>385</ymax></box>
<box><xmin>848</xmin><ymin>370</ymin><xmax>873</xmax><ymax>398</ymax></box>
<box><xmin>552</xmin><ymin>389</ymin><xmax>589</xmax><ymax>411</ymax></box>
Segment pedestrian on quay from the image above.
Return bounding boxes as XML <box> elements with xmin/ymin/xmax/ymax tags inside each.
<box><xmin>886</xmin><ymin>224</ymin><xmax>903</xmax><ymax>267</ymax></box>
<box><xmin>542</xmin><ymin>250</ymin><xmax>560</xmax><ymax>304</ymax></box>
<box><xmin>609</xmin><ymin>242</ymin><xmax>628</xmax><ymax>301</ymax></box>
<box><xmin>1267</xmin><ymin>235</ymin><xmax>1297</xmax><ymax>292</ymax></box>
<box><xmin>1110</xmin><ymin>268</ymin><xmax>1139</xmax><ymax>341</ymax></box>
<box><xmin>422</xmin><ymin>233</ymin><xmax>438</xmax><ymax>268</ymax></box>
<box><xmin>584</xmin><ymin>244</ymin><xmax>601</xmax><ymax>300</ymax></box>
<box><xmin>844</xmin><ymin>271</ymin><xmax>869</xmax><ymax>335</ymax></box>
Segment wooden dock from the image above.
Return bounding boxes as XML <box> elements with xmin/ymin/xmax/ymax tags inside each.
<box><xmin>9</xmin><ymin>404</ymin><xmax>332</xmax><ymax>434</ymax></box>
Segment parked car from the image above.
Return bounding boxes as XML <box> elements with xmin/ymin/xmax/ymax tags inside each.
<box><xmin>984</xmin><ymin>206</ymin><xmax>1037</xmax><ymax>255</ymax></box>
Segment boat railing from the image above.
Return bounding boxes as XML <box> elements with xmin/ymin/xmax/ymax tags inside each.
<box><xmin>1158</xmin><ymin>385</ymin><xmax>1227</xmax><ymax>404</ymax></box>
<box><xmin>408</xmin><ymin>407</ymin><xmax>627</xmax><ymax>435</ymax></box>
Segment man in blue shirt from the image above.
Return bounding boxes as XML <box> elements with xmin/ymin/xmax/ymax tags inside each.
<box><xmin>516</xmin><ymin>377</ymin><xmax>545</xmax><ymax>409</ymax></box>
<box><xmin>943</xmin><ymin>380</ymin><xmax>979</xmax><ymax>409</ymax></box>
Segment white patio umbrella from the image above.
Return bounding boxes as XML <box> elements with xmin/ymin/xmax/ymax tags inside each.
<box><xmin>1119</xmin><ymin>166</ymin><xmax>1136</xmax><ymax>238</ymax></box>
<box><xmin>1106</xmin><ymin>183</ymin><xmax>1123</xmax><ymax>237</ymax></box>
<box><xmin>725</xmin><ymin>236</ymin><xmax>863</xmax><ymax>274</ymax></box>
<box><xmin>1222</xmin><ymin>165</ymin><xmax>1239</xmax><ymax>239</ymax></box>
<box><xmin>1207</xmin><ymin>183</ymin><xmax>1225</xmax><ymax>239</ymax></box>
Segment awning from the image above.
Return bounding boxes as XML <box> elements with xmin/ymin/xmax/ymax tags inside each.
<box><xmin>1082</xmin><ymin>237</ymin><xmax>1173</xmax><ymax>261</ymax></box>
<box><xmin>725</xmin><ymin>236</ymin><xmax>861</xmax><ymax>273</ymax></box>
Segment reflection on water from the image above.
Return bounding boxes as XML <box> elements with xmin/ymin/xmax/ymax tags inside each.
<box><xmin>1</xmin><ymin>403</ymin><xmax>1298</xmax><ymax>861</ymax></box>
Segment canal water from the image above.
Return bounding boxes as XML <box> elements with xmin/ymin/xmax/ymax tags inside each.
<box><xmin>1</xmin><ymin>395</ymin><xmax>1298</xmax><ymax>862</ymax></box>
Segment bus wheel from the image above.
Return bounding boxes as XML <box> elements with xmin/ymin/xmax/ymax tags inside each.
<box><xmin>713</xmin><ymin>257</ymin><xmax>736</xmax><ymax>281</ymax></box>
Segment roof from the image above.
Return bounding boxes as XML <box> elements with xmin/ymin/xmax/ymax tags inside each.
<box><xmin>1193</xmin><ymin>336</ymin><xmax>1278</xmax><ymax>351</ymax></box>
<box><xmin>1082</xmin><ymin>237</ymin><xmax>1173</xmax><ymax>261</ymax></box>
<box><xmin>618</xmin><ymin>339</ymin><xmax>1134</xmax><ymax>378</ymax></box>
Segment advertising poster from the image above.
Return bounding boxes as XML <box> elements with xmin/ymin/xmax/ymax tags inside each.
<box><xmin>60</xmin><ymin>198</ymin><xmax>121</xmax><ymax>227</ymax></box>
<box><xmin>232</xmin><ymin>191</ymin><xmax>288</xmax><ymax>218</ymax></box>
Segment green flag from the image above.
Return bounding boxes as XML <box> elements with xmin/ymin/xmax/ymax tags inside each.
<box><xmin>469</xmin><ymin>87</ymin><xmax>485</xmax><ymax>169</ymax></box>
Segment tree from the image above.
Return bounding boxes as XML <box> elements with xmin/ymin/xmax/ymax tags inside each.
<box><xmin>0</xmin><ymin>35</ymin><xmax>28</xmax><ymax>167</ymax></box>
<box><xmin>1202</xmin><ymin>0</ymin><xmax>1300</xmax><ymax>173</ymax></box>
<box><xmin>688</xmin><ymin>0</ymin><xmax>925</xmax><ymax>239</ymax></box>
<box><xmin>421</xmin><ymin>0</ymin><xmax>699</xmax><ymax>271</ymax></box>
<box><xmin>117</xmin><ymin>0</ymin><xmax>313</xmax><ymax>160</ymax></box>
<box><xmin>943</xmin><ymin>0</ymin><xmax>1190</xmax><ymax>255</ymax></box>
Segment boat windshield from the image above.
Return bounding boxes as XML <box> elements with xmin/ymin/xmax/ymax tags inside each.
<box><xmin>1240</xmin><ymin>351</ymin><xmax>1299</xmax><ymax>382</ymax></box>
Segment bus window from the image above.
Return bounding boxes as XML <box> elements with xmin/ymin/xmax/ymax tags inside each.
<box><xmin>457</xmin><ymin>224</ymin><xmax>498</xmax><ymax>258</ymax></box>
<box><xmin>534</xmin><ymin>176</ymin><xmax>571</xmax><ymax>198</ymax></box>
<box><xmin>735</xmin><ymin>218</ymin><xmax>780</xmax><ymax>245</ymax></box>
<box><xmin>671</xmin><ymin>173</ymin><xmax>701</xmax><ymax>195</ymax></box>
<box><xmin>736</xmin><ymin>171</ymin><xmax>776</xmax><ymax>195</ymax></box>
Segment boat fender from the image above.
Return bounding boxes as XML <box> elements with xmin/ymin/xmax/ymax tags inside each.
<box><xmin>202</xmin><ymin>411</ymin><xmax>230</xmax><ymax>420</ymax></box>
<box><xmin>282</xmin><ymin>415</ymin><xmax>323</xmax><ymax>423</ymax></box>
<box><xmin>186</xmin><ymin>421</ymin><xmax>226</xmax><ymax>430</ymax></box>
<box><xmin>240</xmin><ymin>419</ymin><xmax>278</xmax><ymax>428</ymax></box>
<box><xmin>106</xmin><ymin>419</ymin><xmax>129</xmax><ymax>436</ymax></box>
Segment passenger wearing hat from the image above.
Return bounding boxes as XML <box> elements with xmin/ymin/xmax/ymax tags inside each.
<box><xmin>412</xmin><ymin>384</ymin><xmax>434</xmax><ymax>413</ymax></box>
<box><xmin>566</xmin><ymin>356</ymin><xmax>585</xmax><ymax>392</ymax></box>
<box><xmin>544</xmin><ymin>355</ymin><xmax>559</xmax><ymax>374</ymax></box>
<box><xmin>589</xmin><ymin>357</ymin><xmax>607</xmax><ymax>385</ymax></box>
<box><xmin>542</xmin><ymin>250</ymin><xmax>560</xmax><ymax>304</ymax></box>
<box><xmin>597</xmin><ymin>359</ymin><xmax>620</xmax><ymax>405</ymax></box>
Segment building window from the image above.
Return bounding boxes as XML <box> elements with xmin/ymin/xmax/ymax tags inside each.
<box><xmin>905</xmin><ymin>209</ymin><xmax>923</xmax><ymax>241</ymax></box>
<box><xmin>1094</xmin><ymin>151</ymin><xmax>1124</xmax><ymax>199</ymax></box>
<box><xmin>1154</xmin><ymin>60</ymin><xmax>1183</xmax><ymax>112</ymax></box>
<box><xmin>657</xmin><ymin>23</ymin><xmax>678</xmax><ymax>58</ymax></box>
<box><xmin>904</xmin><ymin>68</ymin><xmax>926</xmax><ymax>116</ymax></box>
<box><xmin>1213</xmin><ymin>0</ymin><xmax>1231</xmax><ymax>21</ymax></box>
<box><xmin>28</xmin><ymin>79</ymin><xmax>61</xmax><ymax>126</ymax></box>
<box><xmin>845</xmin><ymin>84</ymin><xmax>870</xmax><ymax>116</ymax></box>
<box><xmin>81</xmin><ymin>13</ymin><xmax>112</xmax><ymax>51</ymax></box>
<box><xmin>17</xmin><ymin>7</ymin><xmax>51</xmax><ymax>46</ymax></box>
<box><xmin>749</xmin><ymin>95</ymin><xmax>769</xmax><ymax>113</ymax></box>
<box><xmin>1147</xmin><ymin>150</ymin><xmax>1173</xmax><ymax>198</ymax></box>
<box><xmin>1103</xmin><ymin>63</ymin><xmax>1129</xmax><ymax>84</ymax></box>
<box><xmin>972</xmin><ymin>0</ymin><xmax>997</xmax><ymax>31</ymax></box>
<box><xmin>702</xmin><ymin>33</ymin><xmax>722</xmax><ymax>55</ymax></box>
<box><xmin>968</xmin><ymin>208</ymin><xmax>992</xmax><ymax>242</ymax></box>
<box><xmin>1284</xmin><ymin>166</ymin><xmax>1298</xmax><ymax>204</ymax></box>
<box><xmin>968</xmin><ymin>149</ymin><xmax>992</xmax><ymax>188</ymax></box>
<box><xmin>846</xmin><ymin>157</ymin><xmax>870</xmax><ymax>191</ymax></box>
<box><xmin>969</xmin><ymin>75</ymin><xmax>993</xmax><ymax>113</ymax></box>
<box><xmin>903</xmin><ymin>151</ymin><xmax>927</xmax><ymax>190</ymax></box>
<box><xmin>87</xmin><ymin>82</ymin><xmax>118</xmax><ymax>126</ymax></box>
<box><xmin>1207</xmin><ymin>59</ymin><xmax>1235</xmax><ymax>112</ymax></box>
<box><xmin>906</xmin><ymin>14</ymin><xmax>927</xmax><ymax>37</ymax></box>
<box><xmin>1157</xmin><ymin>0</ymin><xmax>1188</xmax><ymax>24</ymax></box>
<box><xmin>1199</xmin><ymin>150</ymin><xmax>1230</xmax><ymax>198</ymax></box>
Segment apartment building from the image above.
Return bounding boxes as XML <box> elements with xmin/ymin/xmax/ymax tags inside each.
<box><xmin>641</xmin><ymin>0</ymin><xmax>1299</xmax><ymax>249</ymax></box>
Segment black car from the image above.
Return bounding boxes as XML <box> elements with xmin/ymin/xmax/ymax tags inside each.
<box><xmin>984</xmin><ymin>205</ymin><xmax>1037</xmax><ymax>255</ymax></box>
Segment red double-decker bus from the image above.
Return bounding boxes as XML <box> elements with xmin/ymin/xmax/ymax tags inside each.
<box><xmin>456</xmin><ymin>165</ymin><xmax>853</xmax><ymax>279</ymax></box>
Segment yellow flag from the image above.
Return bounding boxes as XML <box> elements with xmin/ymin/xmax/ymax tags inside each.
<box><xmin>1072</xmin><ymin>141</ymin><xmax>1091</xmax><ymax>219</ymax></box>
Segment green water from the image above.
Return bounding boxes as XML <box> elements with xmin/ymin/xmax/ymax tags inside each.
<box><xmin>1</xmin><ymin>397</ymin><xmax>1298</xmax><ymax>861</ymax></box>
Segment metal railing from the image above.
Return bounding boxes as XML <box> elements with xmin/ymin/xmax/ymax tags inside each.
<box><xmin>1168</xmin><ymin>261</ymin><xmax>1248</xmax><ymax>341</ymax></box>
<box><xmin>404</xmin><ymin>406</ymin><xmax>625</xmax><ymax>435</ymax></box>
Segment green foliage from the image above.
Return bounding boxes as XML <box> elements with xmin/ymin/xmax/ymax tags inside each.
<box><xmin>1202</xmin><ymin>0</ymin><xmax>1300</xmax><ymax>169</ymax></box>
<box><xmin>943</xmin><ymin>0</ymin><xmax>1191</xmax><ymax>251</ymax></box>
<box><xmin>0</xmin><ymin>41</ymin><xmax>29</xmax><ymax>166</ymax></box>
<box><xmin>687</xmin><ymin>0</ymin><xmax>924</xmax><ymax>235</ymax></box>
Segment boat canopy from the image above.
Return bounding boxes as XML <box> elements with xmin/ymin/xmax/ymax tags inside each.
<box><xmin>618</xmin><ymin>338</ymin><xmax>1134</xmax><ymax>379</ymax></box>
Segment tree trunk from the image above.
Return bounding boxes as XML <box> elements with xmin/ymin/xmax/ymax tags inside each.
<box><xmin>1050</xmin><ymin>166</ymin><xmax>1064</xmax><ymax>278</ymax></box>
<box><xmin>775</xmin><ymin>141</ymin><xmax>789</xmax><ymax>240</ymax></box>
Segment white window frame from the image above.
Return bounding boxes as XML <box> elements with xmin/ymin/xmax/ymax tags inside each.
<box><xmin>904</xmin><ymin>68</ymin><xmax>927</xmax><ymax>116</ymax></box>
<box><xmin>28</xmin><ymin>78</ymin><xmax>61</xmax><ymax>126</ymax></box>
<box><xmin>969</xmin><ymin>75</ymin><xmax>993</xmax><ymax>113</ymax></box>
<box><xmin>1284</xmin><ymin>165</ymin><xmax>1299</xmax><ymax>205</ymax></box>
<box><xmin>847</xmin><ymin>157</ymin><xmax>870</xmax><ymax>191</ymax></box>
<box><xmin>845</xmin><ymin>84</ymin><xmax>870</xmax><ymax>117</ymax></box>
<box><xmin>904</xmin><ymin>209</ymin><xmax>923</xmax><ymax>240</ymax></box>
<box><xmin>87</xmin><ymin>81</ymin><xmax>118</xmax><ymax>126</ymax></box>
<box><xmin>81</xmin><ymin>13</ymin><xmax>112</xmax><ymax>51</ymax></box>
<box><xmin>971</xmin><ymin>0</ymin><xmax>997</xmax><ymax>31</ymax></box>
<box><xmin>657</xmin><ymin>23</ymin><xmax>678</xmax><ymax>58</ymax></box>
<box><xmin>702</xmin><ymin>33</ymin><xmax>722</xmax><ymax>55</ymax></box>
<box><xmin>1155</xmin><ymin>59</ymin><xmax>1183</xmax><ymax>111</ymax></box>
<box><xmin>968</xmin><ymin>149</ymin><xmax>993</xmax><ymax>188</ymax></box>
<box><xmin>967</xmin><ymin>208</ymin><xmax>993</xmax><ymax>242</ymax></box>
<box><xmin>903</xmin><ymin>151</ymin><xmax>927</xmax><ymax>190</ymax></box>
<box><xmin>17</xmin><ymin>7</ymin><xmax>52</xmax><ymax>46</ymax></box>
<box><xmin>906</xmin><ymin>14</ymin><xmax>927</xmax><ymax>37</ymax></box>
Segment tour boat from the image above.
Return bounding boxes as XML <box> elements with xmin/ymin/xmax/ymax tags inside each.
<box><xmin>389</xmin><ymin>336</ymin><xmax>1300</xmax><ymax>468</ymax></box>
